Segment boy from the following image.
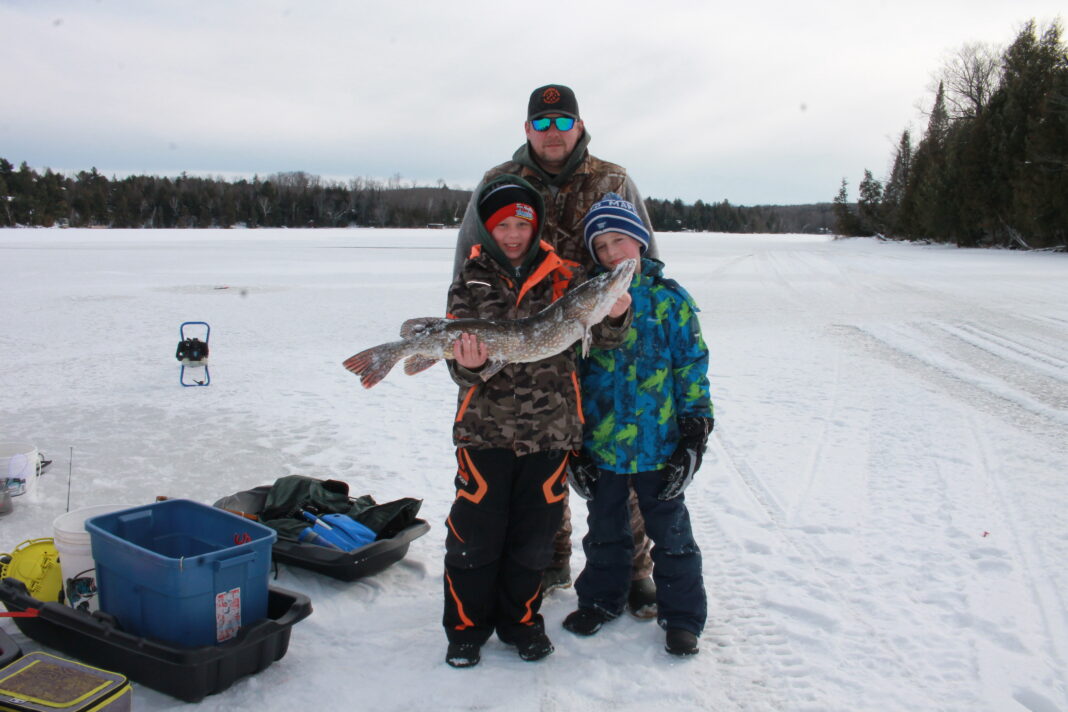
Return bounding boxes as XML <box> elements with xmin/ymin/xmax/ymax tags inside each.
<box><xmin>563</xmin><ymin>192</ymin><xmax>713</xmax><ymax>656</ymax></box>
<box><xmin>442</xmin><ymin>176</ymin><xmax>631</xmax><ymax>668</ymax></box>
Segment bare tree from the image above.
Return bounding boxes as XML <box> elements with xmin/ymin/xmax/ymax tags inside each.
<box><xmin>928</xmin><ymin>42</ymin><xmax>1002</xmax><ymax>119</ymax></box>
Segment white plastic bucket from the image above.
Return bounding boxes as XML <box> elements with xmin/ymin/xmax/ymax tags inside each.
<box><xmin>53</xmin><ymin>504</ymin><xmax>134</xmax><ymax>612</ymax></box>
<box><xmin>0</xmin><ymin>442</ymin><xmax>39</xmax><ymax>499</ymax></box>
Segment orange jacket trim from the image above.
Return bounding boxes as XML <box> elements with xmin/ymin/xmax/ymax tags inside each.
<box><xmin>516</xmin><ymin>243</ymin><xmax>577</xmax><ymax>307</ymax></box>
<box><xmin>455</xmin><ymin>385</ymin><xmax>477</xmax><ymax>423</ymax></box>
<box><xmin>570</xmin><ymin>370</ymin><xmax>585</xmax><ymax>425</ymax></box>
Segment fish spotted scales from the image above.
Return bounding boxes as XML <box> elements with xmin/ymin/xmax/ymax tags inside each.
<box><xmin>343</xmin><ymin>258</ymin><xmax>636</xmax><ymax>389</ymax></box>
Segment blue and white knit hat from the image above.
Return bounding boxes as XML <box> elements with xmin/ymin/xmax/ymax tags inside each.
<box><xmin>583</xmin><ymin>192</ymin><xmax>650</xmax><ymax>258</ymax></box>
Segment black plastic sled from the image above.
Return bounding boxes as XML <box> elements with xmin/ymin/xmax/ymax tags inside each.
<box><xmin>0</xmin><ymin>577</ymin><xmax>311</xmax><ymax>703</ymax></box>
<box><xmin>215</xmin><ymin>484</ymin><xmax>430</xmax><ymax>582</ymax></box>
<box><xmin>176</xmin><ymin>320</ymin><xmax>211</xmax><ymax>387</ymax></box>
<box><xmin>0</xmin><ymin>626</ymin><xmax>20</xmax><ymax>668</ymax></box>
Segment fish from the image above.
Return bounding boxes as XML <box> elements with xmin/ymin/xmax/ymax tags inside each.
<box><xmin>342</xmin><ymin>258</ymin><xmax>637</xmax><ymax>389</ymax></box>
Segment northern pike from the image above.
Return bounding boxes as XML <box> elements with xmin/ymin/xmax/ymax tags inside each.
<box><xmin>342</xmin><ymin>258</ymin><xmax>636</xmax><ymax>389</ymax></box>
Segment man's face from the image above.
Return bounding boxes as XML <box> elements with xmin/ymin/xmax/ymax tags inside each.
<box><xmin>525</xmin><ymin>114</ymin><xmax>584</xmax><ymax>173</ymax></box>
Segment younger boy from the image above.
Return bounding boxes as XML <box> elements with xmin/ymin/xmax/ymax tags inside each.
<box><xmin>564</xmin><ymin>192</ymin><xmax>713</xmax><ymax>656</ymax></box>
<box><xmin>442</xmin><ymin>176</ymin><xmax>631</xmax><ymax>668</ymax></box>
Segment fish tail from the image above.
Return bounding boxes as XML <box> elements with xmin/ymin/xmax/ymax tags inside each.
<box><xmin>342</xmin><ymin>343</ymin><xmax>403</xmax><ymax>389</ymax></box>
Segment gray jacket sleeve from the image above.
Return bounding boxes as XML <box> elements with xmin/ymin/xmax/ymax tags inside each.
<box><xmin>621</xmin><ymin>175</ymin><xmax>659</xmax><ymax>262</ymax></box>
<box><xmin>453</xmin><ymin>184</ymin><xmax>484</xmax><ymax>279</ymax></box>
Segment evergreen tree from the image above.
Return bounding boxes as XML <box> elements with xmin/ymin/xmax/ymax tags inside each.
<box><xmin>832</xmin><ymin>178</ymin><xmax>863</xmax><ymax>236</ymax></box>
<box><xmin>881</xmin><ymin>129</ymin><xmax>912</xmax><ymax>235</ymax></box>
<box><xmin>857</xmin><ymin>170</ymin><xmax>884</xmax><ymax>235</ymax></box>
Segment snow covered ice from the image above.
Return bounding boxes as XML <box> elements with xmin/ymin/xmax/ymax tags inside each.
<box><xmin>1</xmin><ymin>229</ymin><xmax>1066</xmax><ymax>712</ymax></box>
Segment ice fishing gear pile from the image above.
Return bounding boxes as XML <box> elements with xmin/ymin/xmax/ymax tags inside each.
<box><xmin>0</xmin><ymin>474</ymin><xmax>428</xmax><ymax>702</ymax></box>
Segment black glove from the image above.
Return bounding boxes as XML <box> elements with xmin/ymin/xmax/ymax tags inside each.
<box><xmin>659</xmin><ymin>416</ymin><xmax>713</xmax><ymax>501</ymax></box>
<box><xmin>566</xmin><ymin>450</ymin><xmax>600</xmax><ymax>501</ymax></box>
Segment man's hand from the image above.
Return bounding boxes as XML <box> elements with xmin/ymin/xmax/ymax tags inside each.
<box><xmin>453</xmin><ymin>333</ymin><xmax>489</xmax><ymax>370</ymax></box>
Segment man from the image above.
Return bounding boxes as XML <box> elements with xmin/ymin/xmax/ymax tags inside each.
<box><xmin>453</xmin><ymin>84</ymin><xmax>659</xmax><ymax>618</ymax></box>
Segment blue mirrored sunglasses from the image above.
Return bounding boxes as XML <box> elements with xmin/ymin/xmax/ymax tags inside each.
<box><xmin>530</xmin><ymin>116</ymin><xmax>576</xmax><ymax>132</ymax></box>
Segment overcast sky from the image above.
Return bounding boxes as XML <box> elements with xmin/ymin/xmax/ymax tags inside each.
<box><xmin>1</xmin><ymin>1</ymin><xmax>1063</xmax><ymax>206</ymax></box>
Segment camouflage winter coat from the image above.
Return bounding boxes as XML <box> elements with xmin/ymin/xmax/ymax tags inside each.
<box><xmin>447</xmin><ymin>241</ymin><xmax>630</xmax><ymax>456</ymax></box>
<box><xmin>581</xmin><ymin>257</ymin><xmax>713</xmax><ymax>474</ymax></box>
<box><xmin>453</xmin><ymin>131</ymin><xmax>657</xmax><ymax>275</ymax></box>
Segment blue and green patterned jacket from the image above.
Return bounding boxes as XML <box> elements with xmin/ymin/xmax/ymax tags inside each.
<box><xmin>580</xmin><ymin>257</ymin><xmax>713</xmax><ymax>474</ymax></box>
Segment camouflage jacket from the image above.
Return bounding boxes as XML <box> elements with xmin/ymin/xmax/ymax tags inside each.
<box><xmin>447</xmin><ymin>243</ymin><xmax>630</xmax><ymax>455</ymax></box>
<box><xmin>453</xmin><ymin>131</ymin><xmax>657</xmax><ymax>275</ymax></box>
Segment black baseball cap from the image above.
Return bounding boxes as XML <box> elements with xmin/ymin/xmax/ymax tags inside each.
<box><xmin>527</xmin><ymin>84</ymin><xmax>580</xmax><ymax>120</ymax></box>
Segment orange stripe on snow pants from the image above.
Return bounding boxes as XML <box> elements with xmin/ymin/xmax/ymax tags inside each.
<box><xmin>444</xmin><ymin>571</ymin><xmax>475</xmax><ymax>630</ymax></box>
<box><xmin>541</xmin><ymin>455</ymin><xmax>568</xmax><ymax>504</ymax></box>
<box><xmin>456</xmin><ymin>448</ymin><xmax>489</xmax><ymax>504</ymax></box>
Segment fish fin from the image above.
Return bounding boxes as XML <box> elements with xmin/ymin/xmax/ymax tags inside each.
<box><xmin>342</xmin><ymin>343</ymin><xmax>402</xmax><ymax>389</ymax></box>
<box><xmin>479</xmin><ymin>359</ymin><xmax>509</xmax><ymax>381</ymax></box>
<box><xmin>400</xmin><ymin>317</ymin><xmax>445</xmax><ymax>339</ymax></box>
<box><xmin>404</xmin><ymin>354</ymin><xmax>440</xmax><ymax>376</ymax></box>
<box><xmin>581</xmin><ymin>329</ymin><xmax>592</xmax><ymax>358</ymax></box>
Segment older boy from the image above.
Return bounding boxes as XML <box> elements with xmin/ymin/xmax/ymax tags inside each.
<box><xmin>564</xmin><ymin>193</ymin><xmax>713</xmax><ymax>656</ymax></box>
<box><xmin>443</xmin><ymin>177</ymin><xmax>631</xmax><ymax>668</ymax></box>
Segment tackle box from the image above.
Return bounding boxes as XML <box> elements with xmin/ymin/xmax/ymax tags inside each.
<box><xmin>0</xmin><ymin>577</ymin><xmax>311</xmax><ymax>703</ymax></box>
<box><xmin>0</xmin><ymin>652</ymin><xmax>130</xmax><ymax>712</ymax></box>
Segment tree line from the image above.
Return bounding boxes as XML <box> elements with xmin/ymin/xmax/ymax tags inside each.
<box><xmin>0</xmin><ymin>162</ymin><xmax>470</xmax><ymax>229</ymax></box>
<box><xmin>0</xmin><ymin>159</ymin><xmax>834</xmax><ymax>235</ymax></box>
<box><xmin>834</xmin><ymin>19</ymin><xmax>1067</xmax><ymax>249</ymax></box>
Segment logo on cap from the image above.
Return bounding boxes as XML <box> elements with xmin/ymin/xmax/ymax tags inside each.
<box><xmin>542</xmin><ymin>88</ymin><xmax>561</xmax><ymax>104</ymax></box>
<box><xmin>516</xmin><ymin>203</ymin><xmax>535</xmax><ymax>221</ymax></box>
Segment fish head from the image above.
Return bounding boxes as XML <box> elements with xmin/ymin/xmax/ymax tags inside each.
<box><xmin>604</xmin><ymin>258</ymin><xmax>637</xmax><ymax>294</ymax></box>
<box><xmin>562</xmin><ymin>257</ymin><xmax>637</xmax><ymax>327</ymax></box>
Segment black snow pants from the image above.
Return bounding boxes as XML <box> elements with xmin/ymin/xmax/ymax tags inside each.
<box><xmin>442</xmin><ymin>447</ymin><xmax>566</xmax><ymax>646</ymax></box>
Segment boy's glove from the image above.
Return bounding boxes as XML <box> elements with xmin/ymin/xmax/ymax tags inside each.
<box><xmin>658</xmin><ymin>416</ymin><xmax>714</xmax><ymax>501</ymax></box>
<box><xmin>566</xmin><ymin>451</ymin><xmax>599</xmax><ymax>501</ymax></box>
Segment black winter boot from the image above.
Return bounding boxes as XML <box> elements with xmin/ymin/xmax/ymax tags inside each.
<box><xmin>562</xmin><ymin>607</ymin><xmax>615</xmax><ymax>636</ymax></box>
<box><xmin>498</xmin><ymin>628</ymin><xmax>554</xmax><ymax>661</ymax></box>
<box><xmin>627</xmin><ymin>576</ymin><xmax>658</xmax><ymax>619</ymax></box>
<box><xmin>515</xmin><ymin>631</ymin><xmax>554</xmax><ymax>661</ymax></box>
<box><xmin>445</xmin><ymin>642</ymin><xmax>482</xmax><ymax>668</ymax></box>
<box><xmin>665</xmin><ymin>628</ymin><xmax>699</xmax><ymax>656</ymax></box>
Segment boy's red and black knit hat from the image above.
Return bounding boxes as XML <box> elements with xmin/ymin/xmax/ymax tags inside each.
<box><xmin>478</xmin><ymin>182</ymin><xmax>539</xmax><ymax>233</ymax></box>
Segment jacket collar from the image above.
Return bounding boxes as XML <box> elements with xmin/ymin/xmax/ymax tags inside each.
<box><xmin>467</xmin><ymin>241</ymin><xmax>576</xmax><ymax>306</ymax></box>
